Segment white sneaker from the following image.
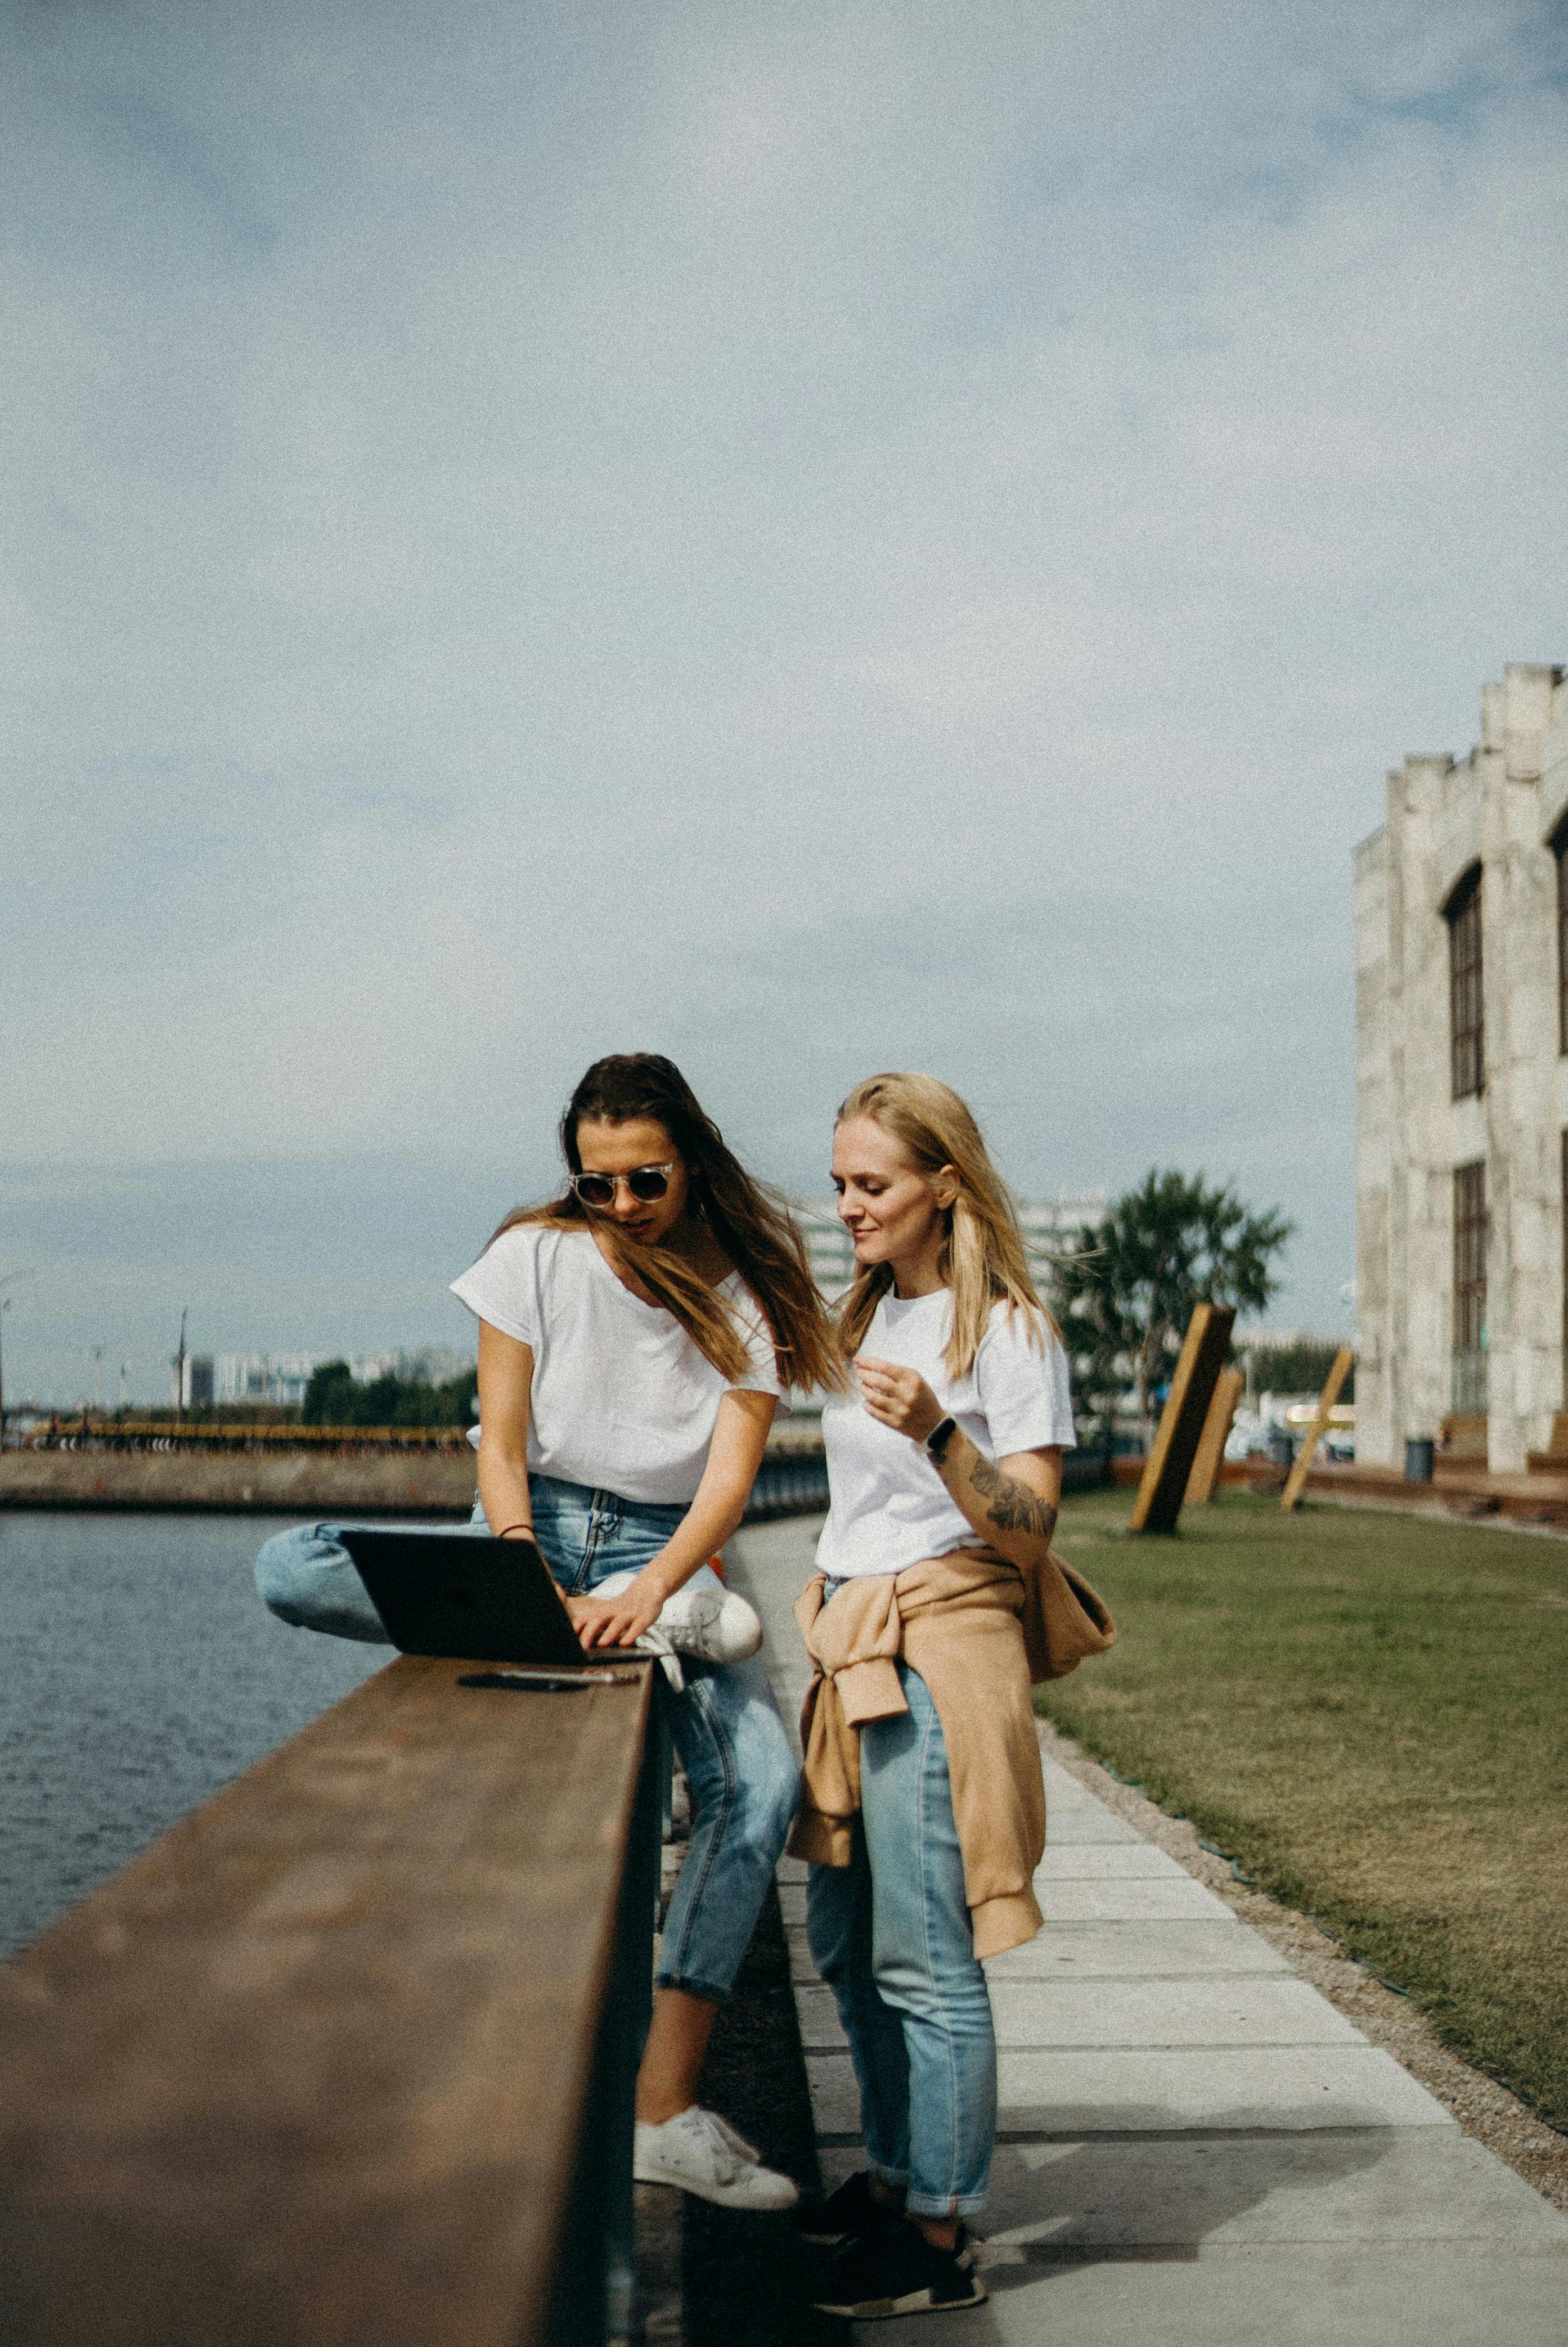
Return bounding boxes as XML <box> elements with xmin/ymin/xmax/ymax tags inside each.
<box><xmin>634</xmin><ymin>2106</ymin><xmax>799</xmax><ymax>2210</ymax></box>
<box><xmin>594</xmin><ymin>1570</ymin><xmax>763</xmax><ymax>1665</ymax></box>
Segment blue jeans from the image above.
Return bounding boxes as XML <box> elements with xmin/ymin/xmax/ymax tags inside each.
<box><xmin>806</xmin><ymin>1652</ymin><xmax>998</xmax><ymax>2219</ymax></box>
<box><xmin>254</xmin><ymin>1474</ymin><xmax>799</xmax><ymax>2001</ymax></box>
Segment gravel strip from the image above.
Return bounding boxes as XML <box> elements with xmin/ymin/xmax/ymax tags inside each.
<box><xmin>1037</xmin><ymin>1712</ymin><xmax>1568</xmax><ymax>2215</ymax></box>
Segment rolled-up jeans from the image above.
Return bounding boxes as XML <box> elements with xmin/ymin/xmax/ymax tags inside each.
<box><xmin>805</xmin><ymin>1629</ymin><xmax>997</xmax><ymax>2219</ymax></box>
<box><xmin>254</xmin><ymin>1473</ymin><xmax>799</xmax><ymax>2000</ymax></box>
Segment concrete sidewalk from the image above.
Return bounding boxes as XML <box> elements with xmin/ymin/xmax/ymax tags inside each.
<box><xmin>725</xmin><ymin>1517</ymin><xmax>1568</xmax><ymax>2346</ymax></box>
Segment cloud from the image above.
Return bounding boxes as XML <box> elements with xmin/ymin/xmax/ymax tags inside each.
<box><xmin>89</xmin><ymin>90</ymin><xmax>278</xmax><ymax>255</ymax></box>
<box><xmin>2</xmin><ymin>0</ymin><xmax>1564</xmax><ymax>1386</ymax></box>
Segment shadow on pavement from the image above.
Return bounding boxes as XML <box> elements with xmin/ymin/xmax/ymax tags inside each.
<box><xmin>683</xmin><ymin>1879</ymin><xmax>848</xmax><ymax>2344</ymax></box>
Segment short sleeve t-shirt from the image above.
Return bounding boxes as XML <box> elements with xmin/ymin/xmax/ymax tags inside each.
<box><xmin>815</xmin><ymin>1289</ymin><xmax>1075</xmax><ymax>1580</ymax></box>
<box><xmin>450</xmin><ymin>1224</ymin><xmax>781</xmax><ymax>1506</ymax></box>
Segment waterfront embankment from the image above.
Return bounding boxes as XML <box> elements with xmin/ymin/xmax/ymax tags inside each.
<box><xmin>0</xmin><ymin>1450</ymin><xmax>478</xmax><ymax>1514</ymax></box>
<box><xmin>0</xmin><ymin>1435</ymin><xmax>831</xmax><ymax>1516</ymax></box>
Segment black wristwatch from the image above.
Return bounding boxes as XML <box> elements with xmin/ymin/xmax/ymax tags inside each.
<box><xmin>925</xmin><ymin>1416</ymin><xmax>957</xmax><ymax>1463</ymax></box>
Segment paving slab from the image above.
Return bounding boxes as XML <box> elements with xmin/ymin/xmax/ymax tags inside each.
<box><xmin>1034</xmin><ymin>1842</ymin><xmax>1194</xmax><ymax>1879</ymax></box>
<box><xmin>777</xmin><ymin>1881</ymin><xmax>808</xmax><ymax>1927</ymax></box>
<box><xmin>1035</xmin><ymin>1874</ymin><xmax>1236</xmax><ymax>1922</ymax></box>
<box><xmin>1033</xmin><ymin>1807</ymin><xmax>1142</xmax><ymax>1844</ymax></box>
<box><xmin>872</xmin><ymin>2251</ymin><xmax>1568</xmax><ymax>2347</ymax></box>
<box><xmin>724</xmin><ymin>1518</ymin><xmax>1566</xmax><ymax>2347</ymax></box>
<box><xmin>807</xmin><ymin>2044</ymin><xmax>1454</xmax><ymax>2138</ymax></box>
<box><xmin>796</xmin><ymin>1976</ymin><xmax>1362</xmax><ymax>2052</ymax></box>
<box><xmin>1039</xmin><ymin>1761</ymin><xmax>1123</xmax><ymax>1810</ymax></box>
<box><xmin>984</xmin><ymin>1921</ymin><xmax>1291</xmax><ymax>1980</ymax></box>
<box><xmin>783</xmin><ymin>1925</ymin><xmax>821</xmax><ymax>1977</ymax></box>
<box><xmin>817</xmin><ymin>2129</ymin><xmax>1568</xmax><ymax>2249</ymax></box>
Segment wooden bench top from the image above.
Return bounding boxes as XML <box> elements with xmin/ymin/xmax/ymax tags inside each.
<box><xmin>0</xmin><ymin>1652</ymin><xmax>655</xmax><ymax>2347</ymax></box>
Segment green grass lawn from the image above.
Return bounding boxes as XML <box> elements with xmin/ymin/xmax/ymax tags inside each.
<box><xmin>1042</xmin><ymin>1489</ymin><xmax>1568</xmax><ymax>2132</ymax></box>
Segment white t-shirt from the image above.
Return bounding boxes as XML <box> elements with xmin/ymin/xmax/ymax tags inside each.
<box><xmin>451</xmin><ymin>1224</ymin><xmax>781</xmax><ymax>1506</ymax></box>
<box><xmin>816</xmin><ymin>1289</ymin><xmax>1075</xmax><ymax>1581</ymax></box>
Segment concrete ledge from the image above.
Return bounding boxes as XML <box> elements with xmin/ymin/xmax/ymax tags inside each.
<box><xmin>0</xmin><ymin>1452</ymin><xmax>477</xmax><ymax>1516</ymax></box>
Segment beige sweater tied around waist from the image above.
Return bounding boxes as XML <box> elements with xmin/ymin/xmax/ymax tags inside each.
<box><xmin>787</xmin><ymin>1545</ymin><xmax>1116</xmax><ymax>1962</ymax></box>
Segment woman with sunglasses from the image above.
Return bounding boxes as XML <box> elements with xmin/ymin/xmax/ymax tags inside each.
<box><xmin>255</xmin><ymin>1054</ymin><xmax>842</xmax><ymax>2211</ymax></box>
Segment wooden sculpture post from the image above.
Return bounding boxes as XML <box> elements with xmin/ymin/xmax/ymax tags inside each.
<box><xmin>1279</xmin><ymin>1346</ymin><xmax>1355</xmax><ymax>1512</ymax></box>
<box><xmin>1129</xmin><ymin>1303</ymin><xmax>1237</xmax><ymax>1535</ymax></box>
<box><xmin>1185</xmin><ymin>1365</ymin><xmax>1244</xmax><ymax>1505</ymax></box>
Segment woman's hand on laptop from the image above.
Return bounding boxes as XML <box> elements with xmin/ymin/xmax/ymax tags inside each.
<box><xmin>568</xmin><ymin>1573</ymin><xmax>666</xmax><ymax>1651</ymax></box>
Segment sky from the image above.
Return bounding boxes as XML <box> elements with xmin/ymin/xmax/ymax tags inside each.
<box><xmin>4</xmin><ymin>0</ymin><xmax>1566</xmax><ymax>1402</ymax></box>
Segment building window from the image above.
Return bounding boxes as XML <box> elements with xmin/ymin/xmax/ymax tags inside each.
<box><xmin>1453</xmin><ymin>1159</ymin><xmax>1488</xmax><ymax>1415</ymax></box>
<box><xmin>1446</xmin><ymin>866</ymin><xmax>1484</xmax><ymax>1099</ymax></box>
<box><xmin>1554</xmin><ymin>825</ymin><xmax>1568</xmax><ymax>1056</ymax></box>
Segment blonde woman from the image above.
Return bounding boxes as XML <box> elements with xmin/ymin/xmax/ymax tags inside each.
<box><xmin>796</xmin><ymin>1074</ymin><xmax>1077</xmax><ymax>2322</ymax></box>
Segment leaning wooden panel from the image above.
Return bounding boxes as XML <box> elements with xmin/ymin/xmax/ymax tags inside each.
<box><xmin>0</xmin><ymin>1653</ymin><xmax>654</xmax><ymax>2347</ymax></box>
<box><xmin>1279</xmin><ymin>1346</ymin><xmax>1355</xmax><ymax>1512</ymax></box>
<box><xmin>1128</xmin><ymin>1303</ymin><xmax>1237</xmax><ymax>1535</ymax></box>
<box><xmin>1185</xmin><ymin>1366</ymin><xmax>1245</xmax><ymax>1504</ymax></box>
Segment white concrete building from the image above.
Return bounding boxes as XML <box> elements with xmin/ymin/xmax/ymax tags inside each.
<box><xmin>350</xmin><ymin>1346</ymin><xmax>473</xmax><ymax>1388</ymax></box>
<box><xmin>213</xmin><ymin>1354</ymin><xmax>320</xmax><ymax>1409</ymax></box>
<box><xmin>1355</xmin><ymin>662</ymin><xmax>1568</xmax><ymax>1472</ymax></box>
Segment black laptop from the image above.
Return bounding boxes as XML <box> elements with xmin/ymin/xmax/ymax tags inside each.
<box><xmin>341</xmin><ymin>1527</ymin><xmax>619</xmax><ymax>1670</ymax></box>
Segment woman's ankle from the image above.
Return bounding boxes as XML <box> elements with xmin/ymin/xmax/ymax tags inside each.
<box><xmin>913</xmin><ymin>2214</ymin><xmax>960</xmax><ymax>2252</ymax></box>
<box><xmin>634</xmin><ymin>2095</ymin><xmax>694</xmax><ymax>2128</ymax></box>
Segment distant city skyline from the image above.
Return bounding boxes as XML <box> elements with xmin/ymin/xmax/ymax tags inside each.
<box><xmin>3</xmin><ymin>1166</ymin><xmax>1350</xmax><ymax>1408</ymax></box>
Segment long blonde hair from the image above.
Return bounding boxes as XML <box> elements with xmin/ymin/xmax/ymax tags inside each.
<box><xmin>488</xmin><ymin>1054</ymin><xmax>845</xmax><ymax>1395</ymax></box>
<box><xmin>835</xmin><ymin>1072</ymin><xmax>1057</xmax><ymax>1379</ymax></box>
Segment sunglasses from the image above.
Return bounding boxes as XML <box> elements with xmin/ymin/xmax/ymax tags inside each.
<box><xmin>569</xmin><ymin>1161</ymin><xmax>679</xmax><ymax>1208</ymax></box>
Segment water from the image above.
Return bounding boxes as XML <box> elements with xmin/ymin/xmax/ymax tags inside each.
<box><xmin>0</xmin><ymin>1512</ymin><xmax>385</xmax><ymax>1957</ymax></box>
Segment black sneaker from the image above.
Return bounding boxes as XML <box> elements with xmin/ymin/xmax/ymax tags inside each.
<box><xmin>798</xmin><ymin>2169</ymin><xmax>905</xmax><ymax>2247</ymax></box>
<box><xmin>810</xmin><ymin>2218</ymin><xmax>987</xmax><ymax>2320</ymax></box>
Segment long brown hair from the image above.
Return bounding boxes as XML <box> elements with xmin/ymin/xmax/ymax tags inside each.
<box><xmin>488</xmin><ymin>1055</ymin><xmax>844</xmax><ymax>1393</ymax></box>
<box><xmin>834</xmin><ymin>1071</ymin><xmax>1057</xmax><ymax>1379</ymax></box>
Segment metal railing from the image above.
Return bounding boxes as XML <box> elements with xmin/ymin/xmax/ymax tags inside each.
<box><xmin>742</xmin><ymin>1445</ymin><xmax>829</xmax><ymax>1519</ymax></box>
<box><xmin>8</xmin><ymin>1416</ymin><xmax>472</xmax><ymax>1453</ymax></box>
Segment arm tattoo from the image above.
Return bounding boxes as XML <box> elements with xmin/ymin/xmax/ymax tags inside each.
<box><xmin>968</xmin><ymin>1449</ymin><xmax>1059</xmax><ymax>1542</ymax></box>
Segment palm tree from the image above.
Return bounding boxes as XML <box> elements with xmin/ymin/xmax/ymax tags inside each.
<box><xmin>1050</xmin><ymin>1171</ymin><xmax>1291</xmax><ymax>1446</ymax></box>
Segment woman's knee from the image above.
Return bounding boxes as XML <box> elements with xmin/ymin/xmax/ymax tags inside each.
<box><xmin>871</xmin><ymin>1923</ymin><xmax>988</xmax><ymax>2020</ymax></box>
<box><xmin>689</xmin><ymin>1743</ymin><xmax>799</xmax><ymax>1865</ymax></box>
<box><xmin>680</xmin><ymin>1672</ymin><xmax>798</xmax><ymax>1829</ymax></box>
<box><xmin>732</xmin><ymin>1726</ymin><xmax>800</xmax><ymax>1862</ymax></box>
<box><xmin>254</xmin><ymin>1525</ymin><xmax>322</xmax><ymax>1616</ymax></box>
<box><xmin>747</xmin><ymin>1717</ymin><xmax>801</xmax><ymax>1833</ymax></box>
<box><xmin>253</xmin><ymin>1524</ymin><xmax>390</xmax><ymax>1644</ymax></box>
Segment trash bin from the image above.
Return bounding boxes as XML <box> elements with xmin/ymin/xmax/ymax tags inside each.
<box><xmin>1404</xmin><ymin>1437</ymin><xmax>1435</xmax><ymax>1483</ymax></box>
